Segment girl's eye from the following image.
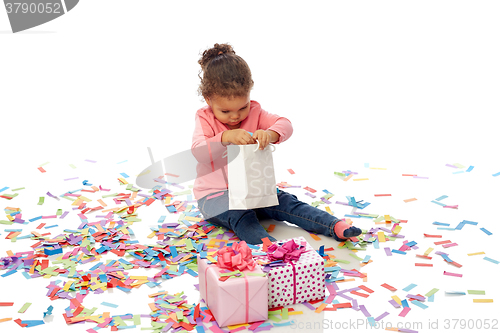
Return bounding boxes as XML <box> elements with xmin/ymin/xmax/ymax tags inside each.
<box><xmin>222</xmin><ymin>111</ymin><xmax>229</xmax><ymax>114</ymax></box>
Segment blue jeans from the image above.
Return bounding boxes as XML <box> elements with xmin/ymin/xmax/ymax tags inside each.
<box><xmin>196</xmin><ymin>189</ymin><xmax>343</xmax><ymax>245</ymax></box>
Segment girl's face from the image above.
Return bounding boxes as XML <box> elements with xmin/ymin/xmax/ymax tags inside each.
<box><xmin>206</xmin><ymin>94</ymin><xmax>251</xmax><ymax>130</ymax></box>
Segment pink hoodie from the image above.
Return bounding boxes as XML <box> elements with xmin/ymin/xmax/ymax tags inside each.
<box><xmin>192</xmin><ymin>100</ymin><xmax>293</xmax><ymax>200</ymax></box>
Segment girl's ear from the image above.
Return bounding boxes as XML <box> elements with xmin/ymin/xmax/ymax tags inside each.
<box><xmin>205</xmin><ymin>97</ymin><xmax>211</xmax><ymax>108</ymax></box>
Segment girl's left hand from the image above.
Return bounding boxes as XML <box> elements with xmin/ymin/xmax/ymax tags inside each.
<box><xmin>252</xmin><ymin>130</ymin><xmax>272</xmax><ymax>150</ymax></box>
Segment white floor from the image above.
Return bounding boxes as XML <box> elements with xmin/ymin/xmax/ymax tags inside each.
<box><xmin>1</xmin><ymin>1</ymin><xmax>499</xmax><ymax>333</ymax></box>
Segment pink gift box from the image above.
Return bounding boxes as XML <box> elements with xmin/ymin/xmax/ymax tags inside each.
<box><xmin>198</xmin><ymin>256</ymin><xmax>268</xmax><ymax>327</ymax></box>
<box><xmin>255</xmin><ymin>236</ymin><xmax>325</xmax><ymax>308</ymax></box>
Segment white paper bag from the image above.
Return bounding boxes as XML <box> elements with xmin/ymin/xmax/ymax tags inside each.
<box><xmin>227</xmin><ymin>141</ymin><xmax>279</xmax><ymax>210</ymax></box>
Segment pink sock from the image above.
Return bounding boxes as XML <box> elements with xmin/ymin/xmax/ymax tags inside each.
<box><xmin>334</xmin><ymin>221</ymin><xmax>351</xmax><ymax>240</ymax></box>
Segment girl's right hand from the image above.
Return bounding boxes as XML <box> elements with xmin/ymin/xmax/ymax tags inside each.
<box><xmin>223</xmin><ymin>129</ymin><xmax>255</xmax><ymax>145</ymax></box>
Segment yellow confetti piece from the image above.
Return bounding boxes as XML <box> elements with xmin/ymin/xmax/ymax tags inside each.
<box><xmin>288</xmin><ymin>311</ymin><xmax>303</xmax><ymax>315</ymax></box>
<box><xmin>473</xmin><ymin>299</ymin><xmax>493</xmax><ymax>303</ymax></box>
<box><xmin>130</xmin><ymin>276</ymin><xmax>148</xmax><ymax>280</ymax></box>
<box><xmin>370</xmin><ymin>167</ymin><xmax>387</xmax><ymax>170</ymax></box>
<box><xmin>353</xmin><ymin>178</ymin><xmax>369</xmax><ymax>181</ymax></box>
<box><xmin>79</xmin><ymin>196</ymin><xmax>92</xmax><ymax>202</ymax></box>
<box><xmin>392</xmin><ymin>225</ymin><xmax>402</xmax><ymax>234</ymax></box>
<box><xmin>325</xmin><ymin>206</ymin><xmax>333</xmax><ymax>215</ymax></box>
<box><xmin>147</xmin><ymin>231</ymin><xmax>156</xmax><ymax>239</ymax></box>
<box><xmin>227</xmin><ymin>324</ymin><xmax>248</xmax><ymax>330</ymax></box>
<box><xmin>468</xmin><ymin>252</ymin><xmax>486</xmax><ymax>256</ymax></box>
<box><xmin>384</xmin><ymin>215</ymin><xmax>391</xmax><ymax>222</ymax></box>
<box><xmin>391</xmin><ymin>295</ymin><xmax>402</xmax><ymax>305</ymax></box>
<box><xmin>377</xmin><ymin>231</ymin><xmax>386</xmax><ymax>242</ymax></box>
<box><xmin>63</xmin><ymin>281</ymin><xmax>73</xmax><ymax>291</ymax></box>
<box><xmin>424</xmin><ymin>247</ymin><xmax>434</xmax><ymax>256</ymax></box>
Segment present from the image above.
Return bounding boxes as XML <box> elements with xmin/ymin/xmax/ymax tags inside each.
<box><xmin>198</xmin><ymin>241</ymin><xmax>268</xmax><ymax>327</ymax></box>
<box><xmin>255</xmin><ymin>236</ymin><xmax>325</xmax><ymax>308</ymax></box>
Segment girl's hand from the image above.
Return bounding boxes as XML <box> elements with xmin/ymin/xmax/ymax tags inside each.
<box><xmin>252</xmin><ymin>130</ymin><xmax>273</xmax><ymax>150</ymax></box>
<box><xmin>224</xmin><ymin>129</ymin><xmax>255</xmax><ymax>146</ymax></box>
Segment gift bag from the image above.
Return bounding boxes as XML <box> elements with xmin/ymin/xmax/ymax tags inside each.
<box><xmin>227</xmin><ymin>140</ymin><xmax>279</xmax><ymax>210</ymax></box>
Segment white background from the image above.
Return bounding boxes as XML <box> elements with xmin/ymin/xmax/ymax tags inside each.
<box><xmin>1</xmin><ymin>1</ymin><xmax>499</xmax><ymax>333</ymax></box>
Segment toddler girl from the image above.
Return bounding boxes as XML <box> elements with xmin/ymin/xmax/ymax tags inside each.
<box><xmin>192</xmin><ymin>43</ymin><xmax>361</xmax><ymax>245</ymax></box>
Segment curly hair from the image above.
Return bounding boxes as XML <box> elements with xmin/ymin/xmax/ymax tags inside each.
<box><xmin>197</xmin><ymin>43</ymin><xmax>254</xmax><ymax>100</ymax></box>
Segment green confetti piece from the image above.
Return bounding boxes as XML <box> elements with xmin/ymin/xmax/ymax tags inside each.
<box><xmin>133</xmin><ymin>314</ymin><xmax>141</xmax><ymax>325</ymax></box>
<box><xmin>39</xmin><ymin>161</ymin><xmax>50</xmax><ymax>167</ymax></box>
<box><xmin>69</xmin><ymin>164</ymin><xmax>77</xmax><ymax>169</ymax></box>
<box><xmin>18</xmin><ymin>302</ymin><xmax>32</xmax><ymax>313</ymax></box>
<box><xmin>268</xmin><ymin>314</ymin><xmax>282</xmax><ymax>322</ymax></box>
<box><xmin>282</xmin><ymin>308</ymin><xmax>289</xmax><ymax>320</ymax></box>
<box><xmin>112</xmin><ymin>316</ymin><xmax>127</xmax><ymax>327</ymax></box>
<box><xmin>333</xmin><ymin>259</ymin><xmax>350</xmax><ymax>264</ymax></box>
<box><xmin>37</xmin><ymin>197</ymin><xmax>44</xmax><ymax>205</ymax></box>
<box><xmin>0</xmin><ymin>220</ymin><xmax>14</xmax><ymax>225</ymax></box>
<box><xmin>425</xmin><ymin>288</ymin><xmax>439</xmax><ymax>297</ymax></box>
<box><xmin>468</xmin><ymin>290</ymin><xmax>485</xmax><ymax>295</ymax></box>
<box><xmin>349</xmin><ymin>253</ymin><xmax>363</xmax><ymax>261</ymax></box>
<box><xmin>245</xmin><ymin>273</ymin><xmax>267</xmax><ymax>277</ymax></box>
<box><xmin>12</xmin><ymin>187</ymin><xmax>25</xmax><ymax>191</ymax></box>
<box><xmin>453</xmin><ymin>163</ymin><xmax>466</xmax><ymax>169</ymax></box>
<box><xmin>56</xmin><ymin>209</ymin><xmax>62</xmax><ymax>216</ymax></box>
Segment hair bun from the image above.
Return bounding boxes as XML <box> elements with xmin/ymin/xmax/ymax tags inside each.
<box><xmin>199</xmin><ymin>43</ymin><xmax>236</xmax><ymax>68</ymax></box>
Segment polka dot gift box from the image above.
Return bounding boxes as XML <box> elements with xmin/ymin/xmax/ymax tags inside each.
<box><xmin>255</xmin><ymin>236</ymin><xmax>325</xmax><ymax>308</ymax></box>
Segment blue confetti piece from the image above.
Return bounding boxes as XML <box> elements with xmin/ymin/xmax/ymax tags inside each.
<box><xmin>1</xmin><ymin>270</ymin><xmax>17</xmax><ymax>278</ymax></box>
<box><xmin>367</xmin><ymin>317</ymin><xmax>376</xmax><ymax>326</ymax></box>
<box><xmin>21</xmin><ymin>320</ymin><xmax>45</xmax><ymax>327</ymax></box>
<box><xmin>44</xmin><ymin>224</ymin><xmax>58</xmax><ymax>229</ymax></box>
<box><xmin>435</xmin><ymin>195</ymin><xmax>448</xmax><ymax>201</ymax></box>
<box><xmin>428</xmin><ymin>294</ymin><xmax>435</xmax><ymax>302</ymax></box>
<box><xmin>440</xmin><ymin>254</ymin><xmax>453</xmax><ymax>262</ymax></box>
<box><xmin>403</xmin><ymin>283</ymin><xmax>417</xmax><ymax>292</ymax></box>
<box><xmin>373</xmin><ymin>239</ymin><xmax>379</xmax><ymax>249</ymax></box>
<box><xmin>391</xmin><ymin>249</ymin><xmax>407</xmax><ymax>255</ymax></box>
<box><xmin>101</xmin><ymin>301</ymin><xmax>119</xmax><ymax>308</ymax></box>
<box><xmin>493</xmin><ymin>172</ymin><xmax>500</xmax><ymax>177</ymax></box>
<box><xmin>273</xmin><ymin>321</ymin><xmax>294</xmax><ymax>327</ymax></box>
<box><xmin>484</xmin><ymin>257</ymin><xmax>499</xmax><ymax>264</ymax></box>
<box><xmin>455</xmin><ymin>222</ymin><xmax>466</xmax><ymax>230</ymax></box>
<box><xmin>401</xmin><ymin>299</ymin><xmax>409</xmax><ymax>308</ymax></box>
<box><xmin>120</xmin><ymin>173</ymin><xmax>129</xmax><ymax>178</ymax></box>
<box><xmin>480</xmin><ymin>228</ymin><xmax>492</xmax><ymax>235</ymax></box>
<box><xmin>406</xmin><ymin>241</ymin><xmax>417</xmax><ymax>247</ymax></box>
<box><xmin>466</xmin><ymin>166</ymin><xmax>474</xmax><ymax>172</ymax></box>
<box><xmin>453</xmin><ymin>170</ymin><xmax>465</xmax><ymax>174</ymax></box>
<box><xmin>362</xmin><ymin>255</ymin><xmax>371</xmax><ymax>263</ymax></box>
<box><xmin>463</xmin><ymin>220</ymin><xmax>478</xmax><ymax>225</ymax></box>
<box><xmin>437</xmin><ymin>227</ymin><xmax>456</xmax><ymax>231</ymax></box>
<box><xmin>433</xmin><ymin>222</ymin><xmax>450</xmax><ymax>226</ymax></box>
<box><xmin>364</xmin><ymin>163</ymin><xmax>369</xmax><ymax>168</ymax></box>
<box><xmin>411</xmin><ymin>300</ymin><xmax>429</xmax><ymax>309</ymax></box>
<box><xmin>431</xmin><ymin>200</ymin><xmax>447</xmax><ymax>206</ymax></box>
<box><xmin>43</xmin><ymin>305</ymin><xmax>53</xmax><ymax>317</ymax></box>
<box><xmin>29</xmin><ymin>216</ymin><xmax>43</xmax><ymax>222</ymax></box>
<box><xmin>0</xmin><ymin>186</ymin><xmax>8</xmax><ymax>193</ymax></box>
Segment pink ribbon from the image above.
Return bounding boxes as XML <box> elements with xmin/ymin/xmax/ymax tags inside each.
<box><xmin>216</xmin><ymin>241</ymin><xmax>256</xmax><ymax>271</ymax></box>
<box><xmin>266</xmin><ymin>239</ymin><xmax>306</xmax><ymax>263</ymax></box>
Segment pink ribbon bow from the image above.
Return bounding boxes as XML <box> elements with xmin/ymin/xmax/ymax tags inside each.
<box><xmin>266</xmin><ymin>239</ymin><xmax>306</xmax><ymax>263</ymax></box>
<box><xmin>216</xmin><ymin>241</ymin><xmax>256</xmax><ymax>271</ymax></box>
